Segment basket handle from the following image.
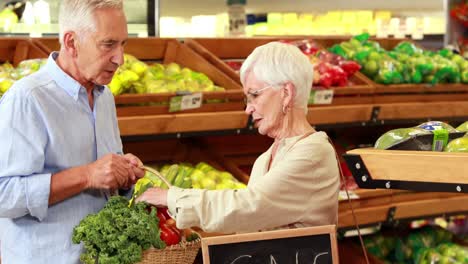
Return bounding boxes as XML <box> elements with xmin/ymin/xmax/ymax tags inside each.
<box><xmin>140</xmin><ymin>166</ymin><xmax>172</xmax><ymax>188</ymax></box>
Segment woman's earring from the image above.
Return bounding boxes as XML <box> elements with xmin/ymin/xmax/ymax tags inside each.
<box><xmin>282</xmin><ymin>105</ymin><xmax>288</xmax><ymax>114</ymax></box>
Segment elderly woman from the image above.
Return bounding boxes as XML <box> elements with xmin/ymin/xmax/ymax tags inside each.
<box><xmin>137</xmin><ymin>42</ymin><xmax>339</xmax><ymax>233</ymax></box>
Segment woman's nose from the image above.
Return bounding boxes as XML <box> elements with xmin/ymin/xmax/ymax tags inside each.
<box><xmin>244</xmin><ymin>104</ymin><xmax>254</xmax><ymax>115</ymax></box>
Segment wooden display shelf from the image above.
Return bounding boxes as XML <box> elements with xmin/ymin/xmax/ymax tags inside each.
<box><xmin>186</xmin><ymin>37</ymin><xmax>375</xmax><ymax>106</ymax></box>
<box><xmin>308</xmin><ymin>104</ymin><xmax>374</xmax><ymax>125</ymax></box>
<box><xmin>35</xmin><ymin>37</ymin><xmax>244</xmax><ymax>116</ymax></box>
<box><xmin>345</xmin><ymin>148</ymin><xmax>468</xmax><ymax>187</ymax></box>
<box><xmin>0</xmin><ymin>38</ymin><xmax>48</xmax><ymax>66</ymax></box>
<box><xmin>338</xmin><ymin>192</ymin><xmax>468</xmax><ymax>228</ymax></box>
<box><xmin>118</xmin><ymin>110</ymin><xmax>248</xmax><ymax>136</ymax></box>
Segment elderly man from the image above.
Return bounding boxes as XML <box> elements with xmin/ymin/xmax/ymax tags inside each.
<box><xmin>0</xmin><ymin>0</ymin><xmax>144</xmax><ymax>263</ymax></box>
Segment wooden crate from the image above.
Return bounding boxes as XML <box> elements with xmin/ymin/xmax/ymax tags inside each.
<box><xmin>35</xmin><ymin>37</ymin><xmax>248</xmax><ymax>136</ymax></box>
<box><xmin>186</xmin><ymin>37</ymin><xmax>375</xmax><ymax>106</ymax></box>
<box><xmin>0</xmin><ymin>38</ymin><xmax>48</xmax><ymax>66</ymax></box>
<box><xmin>122</xmin><ymin>139</ymin><xmax>247</xmax><ymax>184</ymax></box>
<box><xmin>314</xmin><ymin>36</ymin><xmax>468</xmax><ymax>103</ymax></box>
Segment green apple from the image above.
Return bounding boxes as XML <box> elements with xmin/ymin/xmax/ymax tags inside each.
<box><xmin>205</xmin><ymin>170</ymin><xmax>219</xmax><ymax>182</ymax></box>
<box><xmin>201</xmin><ymin>178</ymin><xmax>216</xmax><ymax>190</ymax></box>
<box><xmin>218</xmin><ymin>172</ymin><xmax>234</xmax><ymax>182</ymax></box>
<box><xmin>124</xmin><ymin>54</ymin><xmax>138</xmax><ymax>65</ymax></box>
<box><xmin>146</xmin><ymin>79</ymin><xmax>166</xmax><ymax>93</ymax></box>
<box><xmin>165</xmin><ymin>62</ymin><xmax>181</xmax><ymax>76</ymax></box>
<box><xmin>130</xmin><ymin>61</ymin><xmax>148</xmax><ymax>77</ymax></box>
<box><xmin>185</xmin><ymin>80</ymin><xmax>200</xmax><ymax>92</ymax></box>
<box><xmin>189</xmin><ymin>169</ymin><xmax>205</xmax><ymax>184</ymax></box>
<box><xmin>445</xmin><ymin>137</ymin><xmax>468</xmax><ymax>152</ymax></box>
<box><xmin>234</xmin><ymin>183</ymin><xmax>247</xmax><ymax>189</ymax></box>
<box><xmin>132</xmin><ymin>81</ymin><xmax>146</xmax><ymax>94</ymax></box>
<box><xmin>195</xmin><ymin>162</ymin><xmax>215</xmax><ymax>173</ymax></box>
<box><xmin>107</xmin><ymin>76</ymin><xmax>122</xmax><ymax>95</ymax></box>
<box><xmin>0</xmin><ymin>78</ymin><xmax>14</xmax><ymax>93</ymax></box>
<box><xmin>119</xmin><ymin>69</ymin><xmax>139</xmax><ymax>89</ymax></box>
<box><xmin>220</xmin><ymin>179</ymin><xmax>236</xmax><ymax>189</ymax></box>
<box><xmin>192</xmin><ymin>183</ymin><xmax>202</xmax><ymax>189</ymax></box>
<box><xmin>181</xmin><ymin>67</ymin><xmax>192</xmax><ymax>79</ymax></box>
<box><xmin>166</xmin><ymin>81</ymin><xmax>178</xmax><ymax>92</ymax></box>
<box><xmin>215</xmin><ymin>182</ymin><xmax>230</xmax><ymax>190</ymax></box>
<box><xmin>456</xmin><ymin>121</ymin><xmax>468</xmax><ymax>132</ymax></box>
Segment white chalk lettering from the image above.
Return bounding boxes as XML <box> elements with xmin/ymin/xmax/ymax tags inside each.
<box><xmin>230</xmin><ymin>255</ymin><xmax>252</xmax><ymax>264</ymax></box>
<box><xmin>270</xmin><ymin>255</ymin><xmax>278</xmax><ymax>264</ymax></box>
<box><xmin>313</xmin><ymin>252</ymin><xmax>329</xmax><ymax>264</ymax></box>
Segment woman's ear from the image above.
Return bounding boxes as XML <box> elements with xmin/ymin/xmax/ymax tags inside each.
<box><xmin>282</xmin><ymin>82</ymin><xmax>296</xmax><ymax>109</ymax></box>
<box><xmin>62</xmin><ymin>32</ymin><xmax>78</xmax><ymax>57</ymax></box>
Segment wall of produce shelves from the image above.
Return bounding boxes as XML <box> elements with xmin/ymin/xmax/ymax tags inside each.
<box><xmin>1</xmin><ymin>36</ymin><xmax>468</xmax><ymax>136</ymax></box>
<box><xmin>1</xmin><ymin>36</ymin><xmax>467</xmax><ymax>264</ymax></box>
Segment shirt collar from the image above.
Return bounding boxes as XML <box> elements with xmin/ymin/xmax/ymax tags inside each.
<box><xmin>44</xmin><ymin>52</ymin><xmax>105</xmax><ymax>101</ymax></box>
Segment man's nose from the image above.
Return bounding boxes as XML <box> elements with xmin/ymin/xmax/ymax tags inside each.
<box><xmin>111</xmin><ymin>46</ymin><xmax>124</xmax><ymax>66</ymax></box>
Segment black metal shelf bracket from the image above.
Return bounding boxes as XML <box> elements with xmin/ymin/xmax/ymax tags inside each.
<box><xmin>343</xmin><ymin>153</ymin><xmax>468</xmax><ymax>193</ymax></box>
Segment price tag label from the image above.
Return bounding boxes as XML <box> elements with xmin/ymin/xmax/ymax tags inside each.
<box><xmin>169</xmin><ymin>93</ymin><xmax>203</xmax><ymax>112</ymax></box>
<box><xmin>310</xmin><ymin>89</ymin><xmax>334</xmax><ymax>104</ymax></box>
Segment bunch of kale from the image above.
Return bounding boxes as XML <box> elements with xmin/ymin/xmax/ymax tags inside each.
<box><xmin>72</xmin><ymin>196</ymin><xmax>165</xmax><ymax>264</ymax></box>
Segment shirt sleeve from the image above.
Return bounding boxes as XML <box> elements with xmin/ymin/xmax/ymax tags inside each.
<box><xmin>0</xmin><ymin>93</ymin><xmax>51</xmax><ymax>221</ymax></box>
<box><xmin>167</xmin><ymin>140</ymin><xmax>339</xmax><ymax>233</ymax></box>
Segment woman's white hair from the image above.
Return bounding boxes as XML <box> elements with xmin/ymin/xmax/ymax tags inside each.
<box><xmin>240</xmin><ymin>42</ymin><xmax>313</xmax><ymax>113</ymax></box>
<box><xmin>58</xmin><ymin>0</ymin><xmax>124</xmax><ymax>45</ymax></box>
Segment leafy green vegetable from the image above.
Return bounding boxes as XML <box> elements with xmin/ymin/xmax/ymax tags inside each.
<box><xmin>72</xmin><ymin>196</ymin><xmax>165</xmax><ymax>264</ymax></box>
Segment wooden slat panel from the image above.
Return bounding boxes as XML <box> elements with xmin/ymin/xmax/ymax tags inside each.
<box><xmin>118</xmin><ymin>111</ymin><xmax>248</xmax><ymax>136</ymax></box>
<box><xmin>378</xmin><ymin>101</ymin><xmax>468</xmax><ymax>120</ymax></box>
<box><xmin>165</xmin><ymin>41</ymin><xmax>243</xmax><ymax>91</ymax></box>
<box><xmin>117</xmin><ymin>102</ymin><xmax>243</xmax><ymax>116</ymax></box>
<box><xmin>338</xmin><ymin>205</ymin><xmax>389</xmax><ymax>227</ymax></box>
<box><xmin>114</xmin><ymin>89</ymin><xmax>244</xmax><ymax>104</ymax></box>
<box><xmin>374</xmin><ymin>93</ymin><xmax>468</xmax><ymax>104</ymax></box>
<box><xmin>394</xmin><ymin>195</ymin><xmax>468</xmax><ymax>219</ymax></box>
<box><xmin>375</xmin><ymin>83</ymin><xmax>468</xmax><ymax>94</ymax></box>
<box><xmin>307</xmin><ymin>104</ymin><xmax>373</xmax><ymax>125</ymax></box>
<box><xmin>347</xmin><ymin>148</ymin><xmax>468</xmax><ymax>184</ymax></box>
<box><xmin>185</xmin><ymin>39</ymin><xmax>241</xmax><ymax>85</ymax></box>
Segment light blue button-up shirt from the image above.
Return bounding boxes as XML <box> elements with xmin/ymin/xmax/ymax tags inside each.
<box><xmin>0</xmin><ymin>52</ymin><xmax>123</xmax><ymax>263</ymax></box>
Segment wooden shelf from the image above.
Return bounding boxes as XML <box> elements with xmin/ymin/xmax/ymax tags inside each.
<box><xmin>118</xmin><ymin>111</ymin><xmax>248</xmax><ymax>136</ymax></box>
<box><xmin>338</xmin><ymin>190</ymin><xmax>468</xmax><ymax>228</ymax></box>
<box><xmin>346</xmin><ymin>148</ymin><xmax>468</xmax><ymax>186</ymax></box>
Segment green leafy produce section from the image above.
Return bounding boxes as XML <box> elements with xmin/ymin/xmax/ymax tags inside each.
<box><xmin>0</xmin><ymin>59</ymin><xmax>46</xmax><ymax>96</ymax></box>
<box><xmin>362</xmin><ymin>226</ymin><xmax>467</xmax><ymax>264</ymax></box>
<box><xmin>329</xmin><ymin>34</ymin><xmax>468</xmax><ymax>85</ymax></box>
<box><xmin>108</xmin><ymin>54</ymin><xmax>225</xmax><ymax>96</ymax></box>
<box><xmin>72</xmin><ymin>196</ymin><xmax>165</xmax><ymax>264</ymax></box>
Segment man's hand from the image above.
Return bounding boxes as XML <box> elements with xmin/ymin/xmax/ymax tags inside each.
<box><xmin>84</xmin><ymin>153</ymin><xmax>136</xmax><ymax>190</ymax></box>
<box><xmin>123</xmin><ymin>153</ymin><xmax>145</xmax><ymax>188</ymax></box>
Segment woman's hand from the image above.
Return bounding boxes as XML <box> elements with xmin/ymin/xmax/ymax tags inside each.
<box><xmin>135</xmin><ymin>187</ymin><xmax>168</xmax><ymax>207</ymax></box>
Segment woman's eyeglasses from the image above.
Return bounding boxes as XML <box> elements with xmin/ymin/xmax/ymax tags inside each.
<box><xmin>244</xmin><ymin>85</ymin><xmax>273</xmax><ymax>105</ymax></box>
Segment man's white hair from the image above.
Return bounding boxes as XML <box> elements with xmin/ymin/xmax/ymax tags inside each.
<box><xmin>58</xmin><ymin>0</ymin><xmax>124</xmax><ymax>45</ymax></box>
<box><xmin>240</xmin><ymin>42</ymin><xmax>313</xmax><ymax>113</ymax></box>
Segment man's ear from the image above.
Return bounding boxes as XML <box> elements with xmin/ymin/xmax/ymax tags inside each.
<box><xmin>282</xmin><ymin>82</ymin><xmax>296</xmax><ymax>109</ymax></box>
<box><xmin>62</xmin><ymin>32</ymin><xmax>78</xmax><ymax>57</ymax></box>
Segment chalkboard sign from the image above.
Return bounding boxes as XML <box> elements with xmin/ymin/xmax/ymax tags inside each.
<box><xmin>201</xmin><ymin>225</ymin><xmax>338</xmax><ymax>264</ymax></box>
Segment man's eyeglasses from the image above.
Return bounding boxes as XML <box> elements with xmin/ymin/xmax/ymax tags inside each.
<box><xmin>243</xmin><ymin>85</ymin><xmax>274</xmax><ymax>105</ymax></box>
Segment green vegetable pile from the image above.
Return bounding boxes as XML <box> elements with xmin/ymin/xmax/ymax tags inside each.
<box><xmin>329</xmin><ymin>33</ymin><xmax>468</xmax><ymax>85</ymax></box>
<box><xmin>72</xmin><ymin>196</ymin><xmax>165</xmax><ymax>264</ymax></box>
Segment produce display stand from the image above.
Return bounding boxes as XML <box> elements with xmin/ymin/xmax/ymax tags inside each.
<box><xmin>340</xmin><ymin>148</ymin><xmax>468</xmax><ymax>232</ymax></box>
<box><xmin>0</xmin><ymin>38</ymin><xmax>48</xmax><ymax>66</ymax></box>
<box><xmin>34</xmin><ymin>37</ymin><xmax>248</xmax><ymax>136</ymax></box>
<box><xmin>186</xmin><ymin>37</ymin><xmax>376</xmax><ymax>106</ymax></box>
